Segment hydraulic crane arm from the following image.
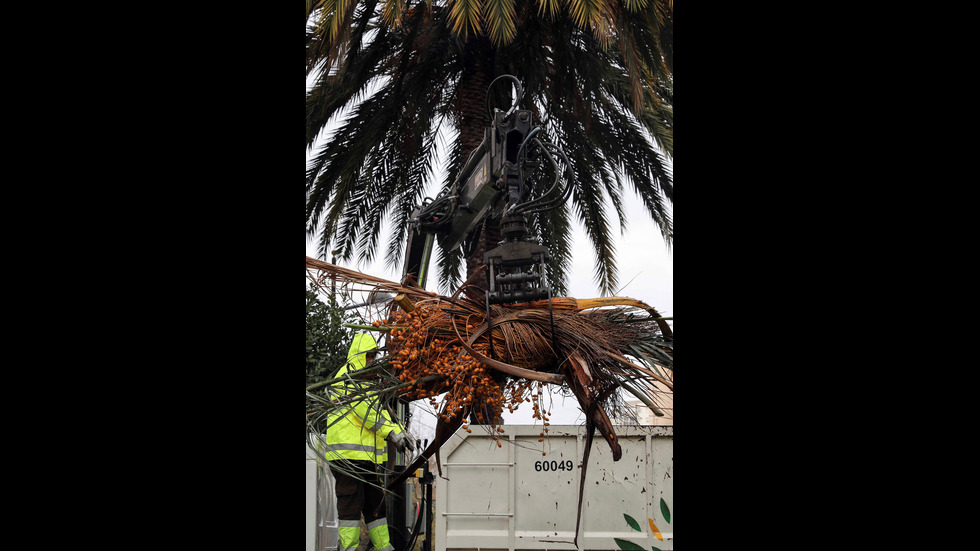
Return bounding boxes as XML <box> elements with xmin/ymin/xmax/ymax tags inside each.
<box><xmin>401</xmin><ymin>75</ymin><xmax>572</xmax><ymax>303</ymax></box>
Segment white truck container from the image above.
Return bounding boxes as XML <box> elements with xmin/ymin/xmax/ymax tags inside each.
<box><xmin>306</xmin><ymin>439</ymin><xmax>340</xmax><ymax>551</ymax></box>
<box><xmin>435</xmin><ymin>425</ymin><xmax>673</xmax><ymax>551</ymax></box>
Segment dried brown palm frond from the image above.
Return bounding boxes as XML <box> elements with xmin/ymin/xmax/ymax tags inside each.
<box><xmin>305</xmin><ymin>256</ymin><xmax>671</xmax><ymax>453</ymax></box>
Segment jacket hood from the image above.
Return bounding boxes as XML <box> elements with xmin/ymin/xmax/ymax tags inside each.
<box><xmin>346</xmin><ymin>333</ymin><xmax>378</xmax><ymax>371</ymax></box>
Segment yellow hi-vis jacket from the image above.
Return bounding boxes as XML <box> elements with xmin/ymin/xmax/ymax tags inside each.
<box><xmin>324</xmin><ymin>333</ymin><xmax>404</xmax><ymax>464</ymax></box>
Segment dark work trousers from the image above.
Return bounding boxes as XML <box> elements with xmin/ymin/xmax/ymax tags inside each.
<box><xmin>330</xmin><ymin>459</ymin><xmax>386</xmax><ymax>520</ymax></box>
<box><xmin>329</xmin><ymin>460</ymin><xmax>393</xmax><ymax>551</ymax></box>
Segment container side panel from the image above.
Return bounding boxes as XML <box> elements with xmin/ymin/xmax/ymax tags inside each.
<box><xmin>437</xmin><ymin>426</ymin><xmax>672</xmax><ymax>551</ymax></box>
<box><xmin>443</xmin><ymin>431</ymin><xmax>513</xmax><ymax>548</ymax></box>
<box><xmin>647</xmin><ymin>434</ymin><xmax>673</xmax><ymax>548</ymax></box>
<box><xmin>513</xmin><ymin>431</ymin><xmax>585</xmax><ymax>546</ymax></box>
<box><xmin>306</xmin><ymin>458</ymin><xmax>317</xmax><ymax>551</ymax></box>
<box><xmin>579</xmin><ymin>434</ymin><xmax>659</xmax><ymax>549</ymax></box>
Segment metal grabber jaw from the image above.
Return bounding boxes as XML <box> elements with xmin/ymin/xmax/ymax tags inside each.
<box><xmin>484</xmin><ymin>214</ymin><xmax>552</xmax><ymax>306</ymax></box>
<box><xmin>482</xmin><ymin>213</ymin><xmax>560</xmax><ymax>366</ymax></box>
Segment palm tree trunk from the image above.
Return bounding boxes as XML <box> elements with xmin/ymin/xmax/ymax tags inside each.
<box><xmin>456</xmin><ymin>37</ymin><xmax>500</xmax><ymax>293</ymax></box>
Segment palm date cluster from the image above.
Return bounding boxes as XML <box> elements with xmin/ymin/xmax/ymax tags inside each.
<box><xmin>383</xmin><ymin>303</ymin><xmax>554</xmax><ymax>452</ymax></box>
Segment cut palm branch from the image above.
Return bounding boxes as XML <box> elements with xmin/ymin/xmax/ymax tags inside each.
<box><xmin>306</xmin><ymin>255</ymin><xmax>671</xmax><ymax>446</ymax></box>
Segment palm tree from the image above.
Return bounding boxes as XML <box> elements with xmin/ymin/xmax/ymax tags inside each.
<box><xmin>305</xmin><ymin>0</ymin><xmax>672</xmax><ymax>296</ymax></box>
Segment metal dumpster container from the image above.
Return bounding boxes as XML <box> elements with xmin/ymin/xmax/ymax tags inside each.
<box><xmin>307</xmin><ymin>439</ymin><xmax>340</xmax><ymax>551</ymax></box>
<box><xmin>434</xmin><ymin>425</ymin><xmax>673</xmax><ymax>551</ymax></box>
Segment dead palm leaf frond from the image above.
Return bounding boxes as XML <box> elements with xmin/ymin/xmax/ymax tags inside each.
<box><xmin>306</xmin><ymin>257</ymin><xmax>671</xmax><ymax>449</ymax></box>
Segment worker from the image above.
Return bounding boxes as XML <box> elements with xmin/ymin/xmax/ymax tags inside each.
<box><xmin>324</xmin><ymin>333</ymin><xmax>416</xmax><ymax>551</ymax></box>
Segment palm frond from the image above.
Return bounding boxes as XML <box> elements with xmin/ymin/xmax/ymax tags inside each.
<box><xmin>306</xmin><ymin>257</ymin><xmax>672</xmax><ymax>409</ymax></box>
<box><xmin>381</xmin><ymin>0</ymin><xmax>406</xmax><ymax>27</ymax></box>
<box><xmin>306</xmin><ymin>259</ymin><xmax>672</xmax><ymax>454</ymax></box>
<box><xmin>485</xmin><ymin>0</ymin><xmax>518</xmax><ymax>45</ymax></box>
<box><xmin>565</xmin><ymin>0</ymin><xmax>605</xmax><ymax>31</ymax></box>
<box><xmin>534</xmin><ymin>0</ymin><xmax>561</xmax><ymax>18</ymax></box>
<box><xmin>448</xmin><ymin>0</ymin><xmax>483</xmax><ymax>40</ymax></box>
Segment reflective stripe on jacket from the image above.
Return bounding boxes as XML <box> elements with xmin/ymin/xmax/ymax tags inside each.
<box><xmin>324</xmin><ymin>333</ymin><xmax>403</xmax><ymax>464</ymax></box>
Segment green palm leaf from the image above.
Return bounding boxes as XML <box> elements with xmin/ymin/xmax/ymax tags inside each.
<box><xmin>448</xmin><ymin>0</ymin><xmax>483</xmax><ymax>39</ymax></box>
<box><xmin>485</xmin><ymin>0</ymin><xmax>518</xmax><ymax>45</ymax></box>
<box><xmin>567</xmin><ymin>0</ymin><xmax>605</xmax><ymax>29</ymax></box>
